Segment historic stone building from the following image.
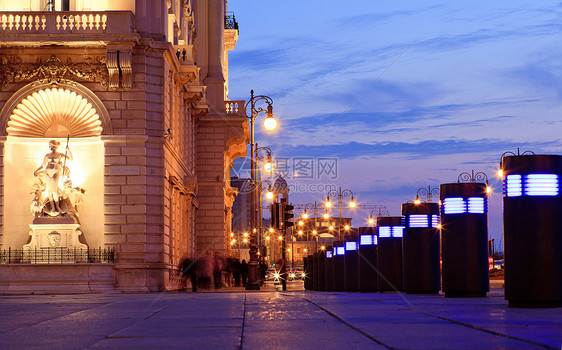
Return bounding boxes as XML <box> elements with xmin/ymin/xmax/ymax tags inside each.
<box><xmin>0</xmin><ymin>0</ymin><xmax>248</xmax><ymax>292</ymax></box>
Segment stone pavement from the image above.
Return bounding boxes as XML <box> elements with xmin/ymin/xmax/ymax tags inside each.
<box><xmin>0</xmin><ymin>286</ymin><xmax>560</xmax><ymax>350</ymax></box>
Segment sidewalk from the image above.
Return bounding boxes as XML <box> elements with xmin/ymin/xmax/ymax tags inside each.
<box><xmin>0</xmin><ymin>286</ymin><xmax>560</xmax><ymax>349</ymax></box>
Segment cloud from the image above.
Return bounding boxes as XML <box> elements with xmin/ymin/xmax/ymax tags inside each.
<box><xmin>269</xmin><ymin>139</ymin><xmax>559</xmax><ymax>160</ymax></box>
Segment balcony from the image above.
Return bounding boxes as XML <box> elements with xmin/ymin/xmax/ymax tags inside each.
<box><xmin>0</xmin><ymin>11</ymin><xmax>134</xmax><ymax>41</ymax></box>
<box><xmin>225</xmin><ymin>100</ymin><xmax>246</xmax><ymax>118</ymax></box>
<box><xmin>224</xmin><ymin>12</ymin><xmax>239</xmax><ymax>32</ymax></box>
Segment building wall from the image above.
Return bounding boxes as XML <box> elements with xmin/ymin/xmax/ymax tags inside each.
<box><xmin>0</xmin><ymin>0</ymin><xmax>247</xmax><ymax>292</ymax></box>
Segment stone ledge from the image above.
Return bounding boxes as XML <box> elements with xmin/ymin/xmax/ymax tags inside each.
<box><xmin>0</xmin><ymin>263</ymin><xmax>116</xmax><ymax>294</ymax></box>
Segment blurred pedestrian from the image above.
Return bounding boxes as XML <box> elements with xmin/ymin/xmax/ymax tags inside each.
<box><xmin>198</xmin><ymin>251</ymin><xmax>214</xmax><ymax>290</ymax></box>
<box><xmin>240</xmin><ymin>259</ymin><xmax>248</xmax><ymax>287</ymax></box>
<box><xmin>179</xmin><ymin>257</ymin><xmax>198</xmax><ymax>292</ymax></box>
<box><xmin>232</xmin><ymin>259</ymin><xmax>241</xmax><ymax>287</ymax></box>
<box><xmin>214</xmin><ymin>252</ymin><xmax>224</xmax><ymax>289</ymax></box>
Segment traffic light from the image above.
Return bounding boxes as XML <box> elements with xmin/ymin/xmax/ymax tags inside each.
<box><xmin>283</xmin><ymin>203</ymin><xmax>294</xmax><ymax>228</ymax></box>
<box><xmin>270</xmin><ymin>203</ymin><xmax>281</xmax><ymax>229</ymax></box>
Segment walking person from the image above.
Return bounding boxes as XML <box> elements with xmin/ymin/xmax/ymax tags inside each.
<box><xmin>179</xmin><ymin>257</ymin><xmax>198</xmax><ymax>292</ymax></box>
<box><xmin>240</xmin><ymin>259</ymin><xmax>249</xmax><ymax>287</ymax></box>
<box><xmin>213</xmin><ymin>252</ymin><xmax>224</xmax><ymax>289</ymax></box>
<box><xmin>232</xmin><ymin>259</ymin><xmax>241</xmax><ymax>287</ymax></box>
<box><xmin>198</xmin><ymin>251</ymin><xmax>214</xmax><ymax>290</ymax></box>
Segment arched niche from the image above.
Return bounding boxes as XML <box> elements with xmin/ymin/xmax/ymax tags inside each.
<box><xmin>0</xmin><ymin>82</ymin><xmax>110</xmax><ymax>249</ymax></box>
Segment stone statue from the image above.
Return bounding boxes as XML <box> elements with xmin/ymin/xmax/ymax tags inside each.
<box><xmin>32</xmin><ymin>139</ymin><xmax>75</xmax><ymax>217</ymax></box>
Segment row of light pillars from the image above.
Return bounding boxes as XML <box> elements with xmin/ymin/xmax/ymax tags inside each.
<box><xmin>304</xmin><ymin>150</ymin><xmax>562</xmax><ymax>308</ymax></box>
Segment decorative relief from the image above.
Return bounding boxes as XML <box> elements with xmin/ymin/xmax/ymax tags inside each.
<box><xmin>48</xmin><ymin>232</ymin><xmax>62</xmax><ymax>247</ymax></box>
<box><xmin>0</xmin><ymin>55</ymin><xmax>109</xmax><ymax>90</ymax></box>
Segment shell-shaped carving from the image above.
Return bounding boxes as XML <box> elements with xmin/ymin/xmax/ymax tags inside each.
<box><xmin>7</xmin><ymin>88</ymin><xmax>103</xmax><ymax>138</ymax></box>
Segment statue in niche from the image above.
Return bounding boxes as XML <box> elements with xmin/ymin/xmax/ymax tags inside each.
<box><xmin>31</xmin><ymin>139</ymin><xmax>85</xmax><ymax>221</ymax></box>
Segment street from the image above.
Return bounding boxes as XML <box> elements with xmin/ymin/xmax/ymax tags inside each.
<box><xmin>1</xmin><ymin>287</ymin><xmax>560</xmax><ymax>350</ymax></box>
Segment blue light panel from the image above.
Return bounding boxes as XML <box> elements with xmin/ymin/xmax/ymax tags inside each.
<box><xmin>345</xmin><ymin>242</ymin><xmax>358</xmax><ymax>251</ymax></box>
<box><xmin>506</xmin><ymin>174</ymin><xmax>522</xmax><ymax>197</ymax></box>
<box><xmin>360</xmin><ymin>235</ymin><xmax>373</xmax><ymax>245</ymax></box>
<box><xmin>373</xmin><ymin>236</ymin><xmax>378</xmax><ymax>245</ymax></box>
<box><xmin>468</xmin><ymin>197</ymin><xmax>486</xmax><ymax>214</ymax></box>
<box><xmin>443</xmin><ymin>197</ymin><xmax>466</xmax><ymax>214</ymax></box>
<box><xmin>392</xmin><ymin>226</ymin><xmax>405</xmax><ymax>238</ymax></box>
<box><xmin>326</xmin><ymin>251</ymin><xmax>333</xmax><ymax>258</ymax></box>
<box><xmin>409</xmin><ymin>215</ymin><xmax>429</xmax><ymax>228</ymax></box>
<box><xmin>378</xmin><ymin>226</ymin><xmax>391</xmax><ymax>237</ymax></box>
<box><xmin>525</xmin><ymin>174</ymin><xmax>559</xmax><ymax>196</ymax></box>
<box><xmin>336</xmin><ymin>246</ymin><xmax>345</xmax><ymax>255</ymax></box>
<box><xmin>432</xmin><ymin>215</ymin><xmax>440</xmax><ymax>228</ymax></box>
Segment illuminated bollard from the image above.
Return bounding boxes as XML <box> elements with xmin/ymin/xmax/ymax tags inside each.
<box><xmin>333</xmin><ymin>241</ymin><xmax>345</xmax><ymax>291</ymax></box>
<box><xmin>325</xmin><ymin>246</ymin><xmax>334</xmax><ymax>291</ymax></box>
<box><xmin>502</xmin><ymin>154</ymin><xmax>562</xmax><ymax>307</ymax></box>
<box><xmin>358</xmin><ymin>227</ymin><xmax>378</xmax><ymax>292</ymax></box>
<box><xmin>318</xmin><ymin>250</ymin><xmax>326</xmax><ymax>291</ymax></box>
<box><xmin>303</xmin><ymin>256</ymin><xmax>309</xmax><ymax>290</ymax></box>
<box><xmin>307</xmin><ymin>254</ymin><xmax>314</xmax><ymax>290</ymax></box>
<box><xmin>313</xmin><ymin>252</ymin><xmax>319</xmax><ymax>291</ymax></box>
<box><xmin>376</xmin><ymin>217</ymin><xmax>404</xmax><ymax>292</ymax></box>
<box><xmin>440</xmin><ymin>181</ymin><xmax>489</xmax><ymax>297</ymax></box>
<box><xmin>402</xmin><ymin>202</ymin><xmax>441</xmax><ymax>294</ymax></box>
<box><xmin>344</xmin><ymin>237</ymin><xmax>360</xmax><ymax>292</ymax></box>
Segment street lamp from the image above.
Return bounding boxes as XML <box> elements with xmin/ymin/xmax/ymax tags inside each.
<box><xmin>368</xmin><ymin>206</ymin><xmax>390</xmax><ymax>225</ymax></box>
<box><xmin>457</xmin><ymin>170</ymin><xmax>491</xmax><ymax>193</ymax></box>
<box><xmin>326</xmin><ymin>187</ymin><xmax>355</xmax><ymax>240</ymax></box>
<box><xmin>246</xmin><ymin>91</ymin><xmax>276</xmax><ymax>284</ymax></box>
<box><xmin>415</xmin><ymin>185</ymin><xmax>439</xmax><ymax>203</ymax></box>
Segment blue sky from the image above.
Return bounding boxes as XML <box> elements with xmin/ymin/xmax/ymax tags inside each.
<box><xmin>228</xmin><ymin>0</ymin><xmax>562</xmax><ymax>248</ymax></box>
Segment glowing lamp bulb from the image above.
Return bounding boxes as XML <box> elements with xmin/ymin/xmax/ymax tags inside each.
<box><xmin>298</xmin><ymin>230</ymin><xmax>303</xmax><ymax>235</ymax></box>
<box><xmin>497</xmin><ymin>169</ymin><xmax>503</xmax><ymax>177</ymax></box>
<box><xmin>329</xmin><ymin>225</ymin><xmax>334</xmax><ymax>231</ymax></box>
<box><xmin>265</xmin><ymin>236</ymin><xmax>270</xmax><ymax>240</ymax></box>
<box><xmin>264</xmin><ymin>162</ymin><xmax>274</xmax><ymax>173</ymax></box>
<box><xmin>414</xmin><ymin>199</ymin><xmax>421</xmax><ymax>205</ymax></box>
<box><xmin>323</xmin><ymin>213</ymin><xmax>329</xmax><ymax>219</ymax></box>
<box><xmin>349</xmin><ymin>200</ymin><xmax>356</xmax><ymax>208</ymax></box>
<box><xmin>302</xmin><ymin>212</ymin><xmax>308</xmax><ymax>219</ymax></box>
<box><xmin>344</xmin><ymin>225</ymin><xmax>350</xmax><ymax>230</ymax></box>
<box><xmin>263</xmin><ymin>116</ymin><xmax>277</xmax><ymax>131</ymax></box>
<box><xmin>265</xmin><ymin>191</ymin><xmax>274</xmax><ymax>200</ymax></box>
<box><xmin>312</xmin><ymin>230</ymin><xmax>317</xmax><ymax>235</ymax></box>
<box><xmin>269</xmin><ymin>228</ymin><xmax>274</xmax><ymax>233</ymax></box>
<box><xmin>325</xmin><ymin>201</ymin><xmax>332</xmax><ymax>208</ymax></box>
<box><xmin>243</xmin><ymin>238</ymin><xmax>248</xmax><ymax>243</ymax></box>
<box><xmin>321</xmin><ymin>245</ymin><xmax>325</xmax><ymax>250</ymax></box>
<box><xmin>486</xmin><ymin>186</ymin><xmax>492</xmax><ymax>194</ymax></box>
<box><xmin>298</xmin><ymin>220</ymin><xmax>304</xmax><ymax>226</ymax></box>
<box><xmin>368</xmin><ymin>217</ymin><xmax>374</xmax><ymax>225</ymax></box>
<box><xmin>278</xmin><ymin>236</ymin><xmax>283</xmax><ymax>241</ymax></box>
<box><xmin>243</xmin><ymin>232</ymin><xmax>248</xmax><ymax>237</ymax></box>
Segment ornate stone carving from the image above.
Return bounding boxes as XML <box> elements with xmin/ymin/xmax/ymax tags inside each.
<box><xmin>119</xmin><ymin>51</ymin><xmax>133</xmax><ymax>89</ymax></box>
<box><xmin>0</xmin><ymin>55</ymin><xmax>108</xmax><ymax>90</ymax></box>
<box><xmin>31</xmin><ymin>140</ymin><xmax>86</xmax><ymax>222</ymax></box>
<box><xmin>106</xmin><ymin>51</ymin><xmax>119</xmax><ymax>89</ymax></box>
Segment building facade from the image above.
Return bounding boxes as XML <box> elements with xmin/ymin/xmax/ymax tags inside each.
<box><xmin>0</xmin><ymin>0</ymin><xmax>248</xmax><ymax>292</ymax></box>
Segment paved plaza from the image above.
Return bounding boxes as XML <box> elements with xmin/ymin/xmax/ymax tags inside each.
<box><xmin>0</xmin><ymin>284</ymin><xmax>560</xmax><ymax>350</ymax></box>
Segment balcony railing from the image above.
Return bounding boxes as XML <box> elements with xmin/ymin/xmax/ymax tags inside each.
<box><xmin>175</xmin><ymin>44</ymin><xmax>195</xmax><ymax>65</ymax></box>
<box><xmin>1</xmin><ymin>247</ymin><xmax>115</xmax><ymax>264</ymax></box>
<box><xmin>224</xmin><ymin>12</ymin><xmax>239</xmax><ymax>32</ymax></box>
<box><xmin>226</xmin><ymin>100</ymin><xmax>246</xmax><ymax>117</ymax></box>
<box><xmin>0</xmin><ymin>11</ymin><xmax>134</xmax><ymax>35</ymax></box>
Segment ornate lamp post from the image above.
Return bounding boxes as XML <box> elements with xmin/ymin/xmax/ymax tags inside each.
<box><xmin>368</xmin><ymin>206</ymin><xmax>390</xmax><ymax>225</ymax></box>
<box><xmin>245</xmin><ymin>90</ymin><xmax>276</xmax><ymax>290</ymax></box>
<box><xmin>415</xmin><ymin>185</ymin><xmax>439</xmax><ymax>204</ymax></box>
<box><xmin>325</xmin><ymin>187</ymin><xmax>356</xmax><ymax>240</ymax></box>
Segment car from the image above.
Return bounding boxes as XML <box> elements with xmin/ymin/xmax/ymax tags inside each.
<box><xmin>265</xmin><ymin>268</ymin><xmax>281</xmax><ymax>283</ymax></box>
<box><xmin>288</xmin><ymin>267</ymin><xmax>305</xmax><ymax>281</ymax></box>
